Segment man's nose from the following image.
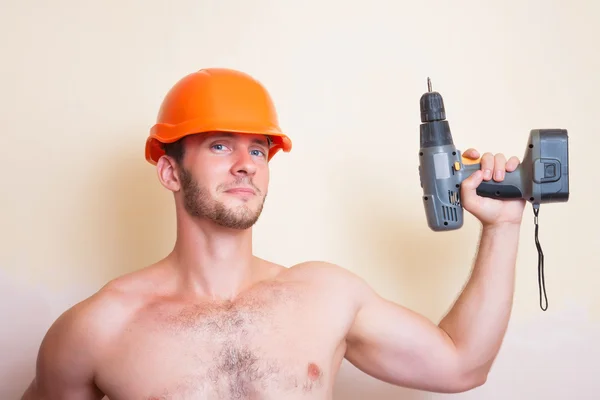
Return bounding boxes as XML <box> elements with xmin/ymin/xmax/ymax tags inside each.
<box><xmin>231</xmin><ymin>148</ymin><xmax>257</xmax><ymax>176</ymax></box>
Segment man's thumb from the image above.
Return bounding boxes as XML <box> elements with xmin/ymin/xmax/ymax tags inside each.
<box><xmin>462</xmin><ymin>169</ymin><xmax>483</xmax><ymax>190</ymax></box>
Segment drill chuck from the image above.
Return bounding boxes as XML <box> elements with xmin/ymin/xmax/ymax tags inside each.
<box><xmin>419</xmin><ymin>78</ymin><xmax>454</xmax><ymax>148</ymax></box>
<box><xmin>420</xmin><ymin>78</ymin><xmax>446</xmax><ymax>122</ymax></box>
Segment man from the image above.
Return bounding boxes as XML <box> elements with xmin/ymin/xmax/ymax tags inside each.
<box><xmin>21</xmin><ymin>68</ymin><xmax>525</xmax><ymax>399</ymax></box>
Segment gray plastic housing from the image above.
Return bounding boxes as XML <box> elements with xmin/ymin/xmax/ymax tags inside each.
<box><xmin>418</xmin><ymin>129</ymin><xmax>569</xmax><ymax>231</ymax></box>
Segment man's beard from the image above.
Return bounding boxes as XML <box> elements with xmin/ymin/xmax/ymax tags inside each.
<box><xmin>179</xmin><ymin>167</ymin><xmax>266</xmax><ymax>230</ymax></box>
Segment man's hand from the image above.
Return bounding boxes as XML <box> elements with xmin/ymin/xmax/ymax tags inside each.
<box><xmin>460</xmin><ymin>149</ymin><xmax>526</xmax><ymax>228</ymax></box>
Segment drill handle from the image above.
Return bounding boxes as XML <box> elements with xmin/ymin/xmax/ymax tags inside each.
<box><xmin>460</xmin><ymin>163</ymin><xmax>525</xmax><ymax>200</ymax></box>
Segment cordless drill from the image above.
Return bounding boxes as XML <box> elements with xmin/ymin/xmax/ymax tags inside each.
<box><xmin>418</xmin><ymin>78</ymin><xmax>569</xmax><ymax>231</ymax></box>
<box><xmin>417</xmin><ymin>78</ymin><xmax>570</xmax><ymax>311</ymax></box>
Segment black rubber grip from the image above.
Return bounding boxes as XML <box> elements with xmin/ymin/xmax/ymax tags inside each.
<box><xmin>476</xmin><ymin>182</ymin><xmax>523</xmax><ymax>199</ymax></box>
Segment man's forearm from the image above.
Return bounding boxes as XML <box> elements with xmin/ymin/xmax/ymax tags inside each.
<box><xmin>438</xmin><ymin>222</ymin><xmax>521</xmax><ymax>379</ymax></box>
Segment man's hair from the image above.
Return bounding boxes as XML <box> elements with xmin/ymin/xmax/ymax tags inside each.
<box><xmin>163</xmin><ymin>138</ymin><xmax>186</xmax><ymax>165</ymax></box>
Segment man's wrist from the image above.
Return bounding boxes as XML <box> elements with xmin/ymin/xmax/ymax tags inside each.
<box><xmin>481</xmin><ymin>221</ymin><xmax>522</xmax><ymax>235</ymax></box>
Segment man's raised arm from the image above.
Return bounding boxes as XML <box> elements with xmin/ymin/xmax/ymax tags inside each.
<box><xmin>344</xmin><ymin>150</ymin><xmax>525</xmax><ymax>393</ymax></box>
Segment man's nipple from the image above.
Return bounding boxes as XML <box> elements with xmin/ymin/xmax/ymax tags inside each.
<box><xmin>307</xmin><ymin>363</ymin><xmax>321</xmax><ymax>380</ymax></box>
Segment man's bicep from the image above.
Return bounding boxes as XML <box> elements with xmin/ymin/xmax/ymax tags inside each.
<box><xmin>23</xmin><ymin>306</ymin><xmax>104</xmax><ymax>400</ymax></box>
<box><xmin>345</xmin><ymin>290</ymin><xmax>477</xmax><ymax>393</ymax></box>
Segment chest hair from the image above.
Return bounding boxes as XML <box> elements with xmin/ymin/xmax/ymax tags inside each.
<box><xmin>143</xmin><ymin>282</ymin><xmax>313</xmax><ymax>398</ymax></box>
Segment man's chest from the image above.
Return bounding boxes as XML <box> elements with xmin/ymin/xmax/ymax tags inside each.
<box><xmin>97</xmin><ymin>284</ymin><xmax>351</xmax><ymax>399</ymax></box>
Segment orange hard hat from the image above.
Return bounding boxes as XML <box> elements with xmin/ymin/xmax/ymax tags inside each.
<box><xmin>145</xmin><ymin>68</ymin><xmax>292</xmax><ymax>165</ymax></box>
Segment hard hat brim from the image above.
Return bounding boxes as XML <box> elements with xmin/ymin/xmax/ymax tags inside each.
<box><xmin>145</xmin><ymin>119</ymin><xmax>292</xmax><ymax>165</ymax></box>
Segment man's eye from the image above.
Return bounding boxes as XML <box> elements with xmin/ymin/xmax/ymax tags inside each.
<box><xmin>251</xmin><ymin>149</ymin><xmax>266</xmax><ymax>157</ymax></box>
<box><xmin>212</xmin><ymin>144</ymin><xmax>226</xmax><ymax>151</ymax></box>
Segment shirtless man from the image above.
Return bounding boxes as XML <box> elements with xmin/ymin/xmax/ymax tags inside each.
<box><xmin>21</xmin><ymin>68</ymin><xmax>525</xmax><ymax>399</ymax></box>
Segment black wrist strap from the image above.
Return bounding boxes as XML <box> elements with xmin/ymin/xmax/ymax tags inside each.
<box><xmin>533</xmin><ymin>204</ymin><xmax>548</xmax><ymax>311</ymax></box>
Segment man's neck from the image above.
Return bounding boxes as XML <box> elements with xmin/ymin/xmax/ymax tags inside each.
<box><xmin>169</xmin><ymin>216</ymin><xmax>257</xmax><ymax>301</ymax></box>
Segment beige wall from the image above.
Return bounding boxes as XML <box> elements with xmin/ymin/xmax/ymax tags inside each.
<box><xmin>2</xmin><ymin>0</ymin><xmax>599</xmax><ymax>398</ymax></box>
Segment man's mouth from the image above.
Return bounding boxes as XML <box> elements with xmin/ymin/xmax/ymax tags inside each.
<box><xmin>225</xmin><ymin>187</ymin><xmax>256</xmax><ymax>195</ymax></box>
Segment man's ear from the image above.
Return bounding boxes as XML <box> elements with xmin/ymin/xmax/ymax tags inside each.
<box><xmin>156</xmin><ymin>156</ymin><xmax>181</xmax><ymax>192</ymax></box>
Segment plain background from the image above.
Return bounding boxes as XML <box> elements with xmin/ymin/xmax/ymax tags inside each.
<box><xmin>2</xmin><ymin>0</ymin><xmax>599</xmax><ymax>398</ymax></box>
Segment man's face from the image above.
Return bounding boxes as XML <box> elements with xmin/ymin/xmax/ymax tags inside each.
<box><xmin>176</xmin><ymin>132</ymin><xmax>271</xmax><ymax>230</ymax></box>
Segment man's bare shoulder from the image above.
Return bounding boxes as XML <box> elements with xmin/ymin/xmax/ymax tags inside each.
<box><xmin>47</xmin><ymin>264</ymin><xmax>162</xmax><ymax>344</ymax></box>
<box><xmin>281</xmin><ymin>260</ymin><xmax>373</xmax><ymax>298</ymax></box>
<box><xmin>21</xmin><ymin>264</ymin><xmax>168</xmax><ymax>399</ymax></box>
<box><xmin>44</xmin><ymin>261</ymin><xmax>173</xmax><ymax>351</ymax></box>
<box><xmin>98</xmin><ymin>261</ymin><xmax>173</xmax><ymax>299</ymax></box>
<box><xmin>284</xmin><ymin>260</ymin><xmax>363</xmax><ymax>280</ymax></box>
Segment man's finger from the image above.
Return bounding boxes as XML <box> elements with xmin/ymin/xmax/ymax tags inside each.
<box><xmin>480</xmin><ymin>152</ymin><xmax>494</xmax><ymax>180</ymax></box>
<box><xmin>494</xmin><ymin>153</ymin><xmax>507</xmax><ymax>181</ymax></box>
<box><xmin>506</xmin><ymin>156</ymin><xmax>520</xmax><ymax>172</ymax></box>
<box><xmin>462</xmin><ymin>148</ymin><xmax>480</xmax><ymax>159</ymax></box>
